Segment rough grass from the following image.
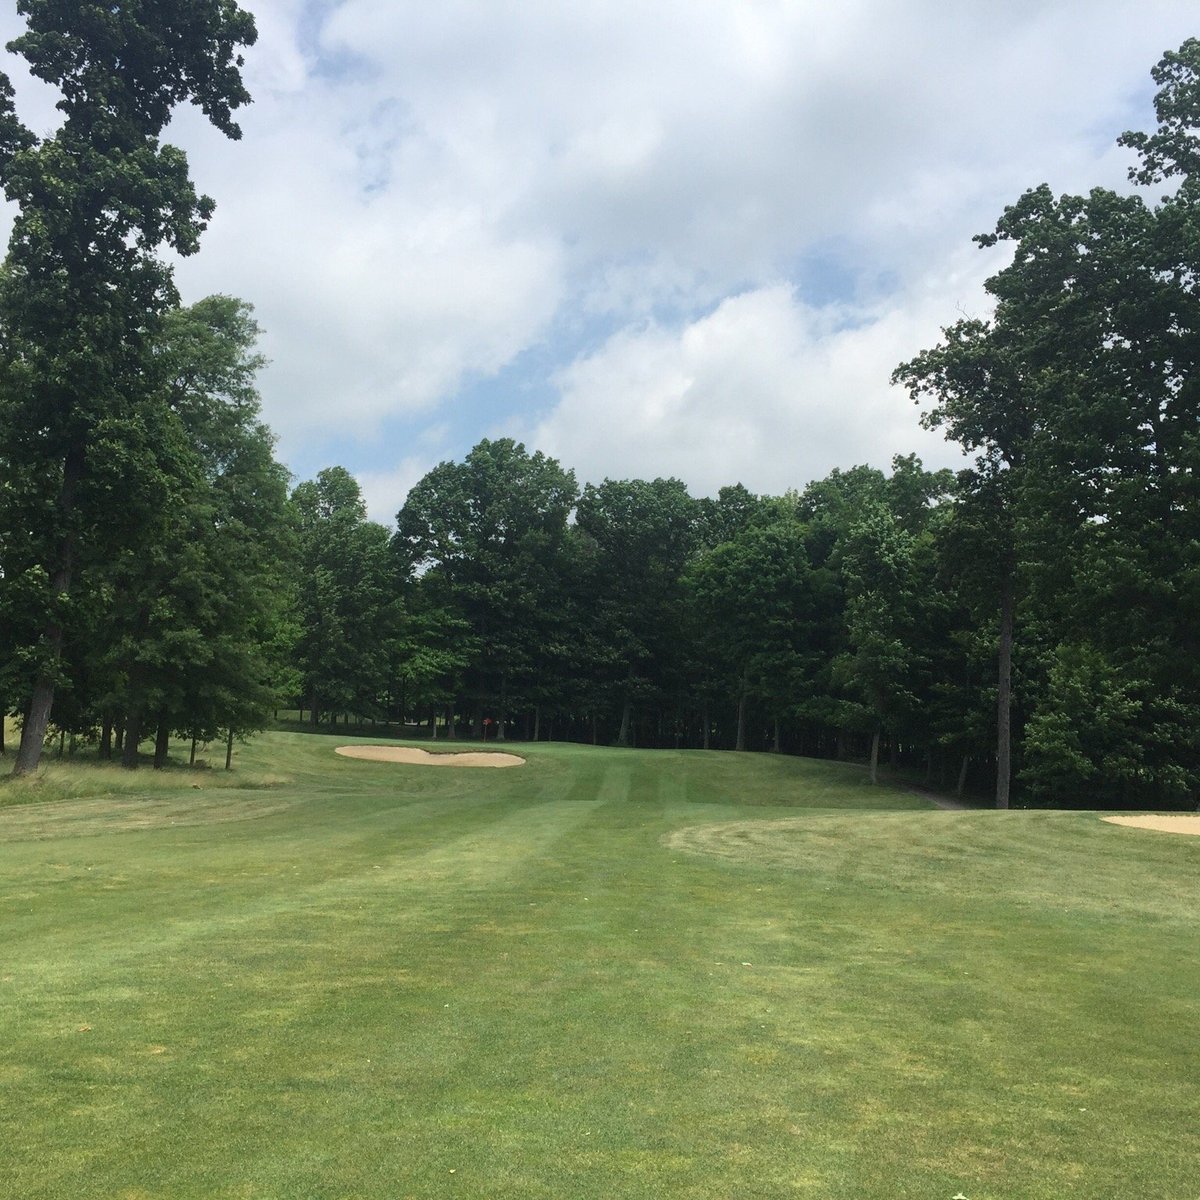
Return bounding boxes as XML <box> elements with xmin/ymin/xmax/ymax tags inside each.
<box><xmin>1</xmin><ymin>732</ymin><xmax>1197</xmax><ymax>1199</ymax></box>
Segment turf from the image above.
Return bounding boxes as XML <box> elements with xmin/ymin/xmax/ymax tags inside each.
<box><xmin>1</xmin><ymin>733</ymin><xmax>1196</xmax><ymax>1198</ymax></box>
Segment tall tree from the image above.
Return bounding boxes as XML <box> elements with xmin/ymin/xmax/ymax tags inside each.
<box><xmin>395</xmin><ymin>439</ymin><xmax>577</xmax><ymax>738</ymax></box>
<box><xmin>897</xmin><ymin>37</ymin><xmax>1200</xmax><ymax>808</ymax></box>
<box><xmin>574</xmin><ymin>477</ymin><xmax>699</xmax><ymax>745</ymax></box>
<box><xmin>96</xmin><ymin>297</ymin><xmax>293</xmax><ymax>767</ymax></box>
<box><xmin>0</xmin><ymin>0</ymin><xmax>257</xmax><ymax>775</ymax></box>
<box><xmin>293</xmin><ymin>468</ymin><xmax>397</xmax><ymax>728</ymax></box>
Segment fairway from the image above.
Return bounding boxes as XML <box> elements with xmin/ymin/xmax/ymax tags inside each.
<box><xmin>1</xmin><ymin>734</ymin><xmax>1197</xmax><ymax>1199</ymax></box>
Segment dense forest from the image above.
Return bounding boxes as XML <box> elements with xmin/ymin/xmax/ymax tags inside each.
<box><xmin>0</xmin><ymin>8</ymin><xmax>1197</xmax><ymax>810</ymax></box>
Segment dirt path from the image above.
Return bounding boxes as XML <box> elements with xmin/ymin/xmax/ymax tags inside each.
<box><xmin>903</xmin><ymin>783</ymin><xmax>970</xmax><ymax>811</ymax></box>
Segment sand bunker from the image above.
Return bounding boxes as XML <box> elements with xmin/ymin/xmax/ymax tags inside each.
<box><xmin>335</xmin><ymin>745</ymin><xmax>525</xmax><ymax>768</ymax></box>
<box><xmin>1102</xmin><ymin>813</ymin><xmax>1200</xmax><ymax>837</ymax></box>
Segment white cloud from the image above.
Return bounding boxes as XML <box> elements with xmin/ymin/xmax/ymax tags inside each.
<box><xmin>529</xmin><ymin>262</ymin><xmax>990</xmax><ymax>496</ymax></box>
<box><xmin>0</xmin><ymin>0</ymin><xmax>1196</xmax><ymax>504</ymax></box>
<box><xmin>355</xmin><ymin>454</ymin><xmax>435</xmax><ymax>526</ymax></box>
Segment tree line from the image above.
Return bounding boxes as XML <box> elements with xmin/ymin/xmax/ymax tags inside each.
<box><xmin>1</xmin><ymin>11</ymin><xmax>1197</xmax><ymax>811</ymax></box>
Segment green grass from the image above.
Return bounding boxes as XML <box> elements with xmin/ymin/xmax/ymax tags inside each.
<box><xmin>1</xmin><ymin>733</ymin><xmax>1197</xmax><ymax>1199</ymax></box>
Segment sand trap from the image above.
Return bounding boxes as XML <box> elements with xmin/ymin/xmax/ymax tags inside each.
<box><xmin>1102</xmin><ymin>813</ymin><xmax>1200</xmax><ymax>836</ymax></box>
<box><xmin>335</xmin><ymin>745</ymin><xmax>525</xmax><ymax>768</ymax></box>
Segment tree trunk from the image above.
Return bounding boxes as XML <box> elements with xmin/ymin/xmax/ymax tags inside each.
<box><xmin>956</xmin><ymin>754</ymin><xmax>970</xmax><ymax>799</ymax></box>
<box><xmin>15</xmin><ymin>667</ymin><xmax>58</xmax><ymax>776</ymax></box>
<box><xmin>225</xmin><ymin>728</ymin><xmax>234</xmax><ymax>771</ymax></box>
<box><xmin>870</xmin><ymin>729</ymin><xmax>881</xmax><ymax>785</ymax></box>
<box><xmin>122</xmin><ymin>709</ymin><xmax>143</xmax><ymax>769</ymax></box>
<box><xmin>445</xmin><ymin>704</ymin><xmax>457</xmax><ymax>740</ymax></box>
<box><xmin>473</xmin><ymin>705</ymin><xmax>484</xmax><ymax>740</ymax></box>
<box><xmin>836</xmin><ymin>728</ymin><xmax>848</xmax><ymax>761</ymax></box>
<box><xmin>702</xmin><ymin>699</ymin><xmax>711</xmax><ymax>750</ymax></box>
<box><xmin>497</xmin><ymin>676</ymin><xmax>507</xmax><ymax>742</ymax></box>
<box><xmin>591</xmin><ymin>714</ymin><xmax>598</xmax><ymax>745</ymax></box>
<box><xmin>0</xmin><ymin>710</ymin><xmax>5</xmax><ymax>756</ymax></box>
<box><xmin>735</xmin><ymin>688</ymin><xmax>748</xmax><ymax>751</ymax></box>
<box><xmin>13</xmin><ymin>449</ymin><xmax>83</xmax><ymax>777</ymax></box>
<box><xmin>153</xmin><ymin>717</ymin><xmax>171</xmax><ymax>769</ymax></box>
<box><xmin>428</xmin><ymin>708</ymin><xmax>437</xmax><ymax>739</ymax></box>
<box><xmin>772</xmin><ymin>715</ymin><xmax>781</xmax><ymax>754</ymax></box>
<box><xmin>890</xmin><ymin>737</ymin><xmax>900</xmax><ymax>769</ymax></box>
<box><xmin>616</xmin><ymin>699</ymin><xmax>633</xmax><ymax>747</ymax></box>
<box><xmin>533</xmin><ymin>705</ymin><xmax>541</xmax><ymax>742</ymax></box>
<box><xmin>190</xmin><ymin>735</ymin><xmax>198</xmax><ymax>766</ymax></box>
<box><xmin>100</xmin><ymin>714</ymin><xmax>113</xmax><ymax>760</ymax></box>
<box><xmin>58</xmin><ymin>728</ymin><xmax>66</xmax><ymax>758</ymax></box>
<box><xmin>996</xmin><ymin>563</ymin><xmax>1014</xmax><ymax>809</ymax></box>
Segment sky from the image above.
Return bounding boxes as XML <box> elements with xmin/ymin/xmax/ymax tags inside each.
<box><xmin>1</xmin><ymin>1</ymin><xmax>1197</xmax><ymax>525</ymax></box>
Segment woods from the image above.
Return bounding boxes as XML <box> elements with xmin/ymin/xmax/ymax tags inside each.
<box><xmin>1</xmin><ymin>18</ymin><xmax>1198</xmax><ymax>809</ymax></box>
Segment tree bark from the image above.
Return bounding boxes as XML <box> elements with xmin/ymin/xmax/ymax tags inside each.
<box><xmin>190</xmin><ymin>735</ymin><xmax>198</xmax><ymax>766</ymax></box>
<box><xmin>735</xmin><ymin>688</ymin><xmax>748</xmax><ymax>751</ymax></box>
<box><xmin>996</xmin><ymin>563</ymin><xmax>1014</xmax><ymax>809</ymax></box>
<box><xmin>13</xmin><ymin>446</ymin><xmax>83</xmax><ymax>778</ymax></box>
<box><xmin>100</xmin><ymin>713</ymin><xmax>113</xmax><ymax>760</ymax></box>
<box><xmin>772</xmin><ymin>715</ymin><xmax>781</xmax><ymax>754</ymax></box>
<box><xmin>445</xmin><ymin>704</ymin><xmax>457</xmax><ymax>740</ymax></box>
<box><xmin>617</xmin><ymin>699</ymin><xmax>633</xmax><ymax>747</ymax></box>
<box><xmin>870</xmin><ymin>729</ymin><xmax>881</xmax><ymax>785</ymax></box>
<box><xmin>497</xmin><ymin>676</ymin><xmax>507</xmax><ymax>742</ymax></box>
<box><xmin>956</xmin><ymin>754</ymin><xmax>970</xmax><ymax>799</ymax></box>
<box><xmin>122</xmin><ymin>709</ymin><xmax>143</xmax><ymax>769</ymax></box>
<box><xmin>702</xmin><ymin>700</ymin><xmax>711</xmax><ymax>750</ymax></box>
<box><xmin>225</xmin><ymin>728</ymin><xmax>234</xmax><ymax>770</ymax></box>
<box><xmin>533</xmin><ymin>705</ymin><xmax>541</xmax><ymax>742</ymax></box>
<box><xmin>153</xmin><ymin>717</ymin><xmax>170</xmax><ymax>769</ymax></box>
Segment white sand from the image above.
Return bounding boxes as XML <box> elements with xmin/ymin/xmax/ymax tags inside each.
<box><xmin>335</xmin><ymin>745</ymin><xmax>525</xmax><ymax>768</ymax></box>
<box><xmin>1102</xmin><ymin>813</ymin><xmax>1200</xmax><ymax>836</ymax></box>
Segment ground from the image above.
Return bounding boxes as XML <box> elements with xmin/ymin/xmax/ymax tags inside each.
<box><xmin>0</xmin><ymin>732</ymin><xmax>1196</xmax><ymax>1199</ymax></box>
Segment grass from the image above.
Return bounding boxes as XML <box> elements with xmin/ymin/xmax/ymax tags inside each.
<box><xmin>1</xmin><ymin>732</ymin><xmax>1197</xmax><ymax>1198</ymax></box>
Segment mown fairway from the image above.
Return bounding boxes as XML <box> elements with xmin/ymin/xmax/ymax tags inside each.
<box><xmin>1</xmin><ymin>733</ymin><xmax>1197</xmax><ymax>1199</ymax></box>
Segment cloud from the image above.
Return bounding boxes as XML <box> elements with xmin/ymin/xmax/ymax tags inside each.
<box><xmin>529</xmin><ymin>263</ymin><xmax>989</xmax><ymax>496</ymax></box>
<box><xmin>1</xmin><ymin>0</ymin><xmax>1197</xmax><ymax>509</ymax></box>
<box><xmin>355</xmin><ymin>454</ymin><xmax>436</xmax><ymax>526</ymax></box>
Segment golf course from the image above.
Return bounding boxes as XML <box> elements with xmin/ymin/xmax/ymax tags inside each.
<box><xmin>1</xmin><ymin>732</ymin><xmax>1197</xmax><ymax>1199</ymax></box>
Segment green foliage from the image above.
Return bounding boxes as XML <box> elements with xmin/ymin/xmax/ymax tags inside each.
<box><xmin>293</xmin><ymin>468</ymin><xmax>398</xmax><ymax>725</ymax></box>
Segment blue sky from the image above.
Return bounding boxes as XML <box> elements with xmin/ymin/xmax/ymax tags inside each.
<box><xmin>2</xmin><ymin>1</ymin><xmax>1197</xmax><ymax>524</ymax></box>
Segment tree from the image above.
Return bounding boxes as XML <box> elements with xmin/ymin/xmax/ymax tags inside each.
<box><xmin>574</xmin><ymin>478</ymin><xmax>699</xmax><ymax>745</ymax></box>
<box><xmin>110</xmin><ymin>297</ymin><xmax>293</xmax><ymax>766</ymax></box>
<box><xmin>293</xmin><ymin>468</ymin><xmax>397</xmax><ymax>729</ymax></box>
<box><xmin>688</xmin><ymin>516</ymin><xmax>818</xmax><ymax>753</ymax></box>
<box><xmin>836</xmin><ymin>504</ymin><xmax>924</xmax><ymax>784</ymax></box>
<box><xmin>895</xmin><ymin>38</ymin><xmax>1200</xmax><ymax>808</ymax></box>
<box><xmin>395</xmin><ymin>439</ymin><xmax>577</xmax><ymax>738</ymax></box>
<box><xmin>0</xmin><ymin>0</ymin><xmax>257</xmax><ymax>775</ymax></box>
